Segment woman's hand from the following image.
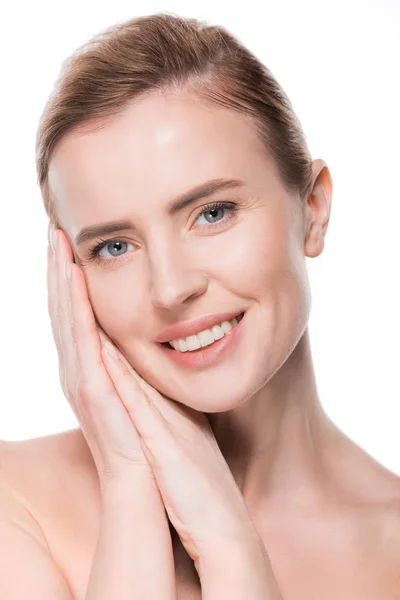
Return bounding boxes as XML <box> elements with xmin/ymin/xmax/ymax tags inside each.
<box><xmin>48</xmin><ymin>224</ymin><xmax>180</xmax><ymax>599</ymax></box>
<box><xmin>98</xmin><ymin>304</ymin><xmax>284</xmax><ymax>599</ymax></box>
<box><xmin>47</xmin><ymin>224</ymin><xmax>160</xmax><ymax>492</ymax></box>
<box><xmin>48</xmin><ymin>223</ymin><xmax>283</xmax><ymax>598</ymax></box>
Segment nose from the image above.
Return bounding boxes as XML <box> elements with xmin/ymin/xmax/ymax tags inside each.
<box><xmin>149</xmin><ymin>241</ymin><xmax>208</xmax><ymax>311</ymax></box>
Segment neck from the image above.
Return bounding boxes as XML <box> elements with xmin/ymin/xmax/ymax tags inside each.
<box><xmin>206</xmin><ymin>328</ymin><xmax>341</xmax><ymax>522</ymax></box>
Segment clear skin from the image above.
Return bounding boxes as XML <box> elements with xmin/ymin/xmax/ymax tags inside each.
<box><xmin>48</xmin><ymin>224</ymin><xmax>283</xmax><ymax>600</ymax></box>
<box><xmin>48</xmin><ymin>226</ymin><xmax>279</xmax><ymax>598</ymax></box>
<box><xmin>46</xmin><ymin>88</ymin><xmax>400</xmax><ymax>596</ymax></box>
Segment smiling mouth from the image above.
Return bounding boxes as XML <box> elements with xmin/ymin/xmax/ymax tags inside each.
<box><xmin>160</xmin><ymin>312</ymin><xmax>245</xmax><ymax>351</ymax></box>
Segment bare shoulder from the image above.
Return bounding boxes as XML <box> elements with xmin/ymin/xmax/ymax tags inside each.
<box><xmin>351</xmin><ymin>490</ymin><xmax>400</xmax><ymax>594</ymax></box>
<box><xmin>0</xmin><ymin>434</ymin><xmax>63</xmax><ymax>552</ymax></box>
<box><xmin>338</xmin><ymin>464</ymin><xmax>400</xmax><ymax>585</ymax></box>
<box><xmin>0</xmin><ymin>431</ymin><xmax>102</xmax><ymax>599</ymax></box>
<box><xmin>0</xmin><ymin>429</ymin><xmax>100</xmax><ymax>545</ymax></box>
<box><xmin>339</xmin><ymin>432</ymin><xmax>400</xmax><ymax>560</ymax></box>
<box><xmin>340</xmin><ymin>453</ymin><xmax>400</xmax><ymax>562</ymax></box>
<box><xmin>372</xmin><ymin>492</ymin><xmax>400</xmax><ymax>556</ymax></box>
<box><xmin>362</xmin><ymin>457</ymin><xmax>400</xmax><ymax>551</ymax></box>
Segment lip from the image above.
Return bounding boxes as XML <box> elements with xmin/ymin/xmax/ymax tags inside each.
<box><xmin>154</xmin><ymin>309</ymin><xmax>246</xmax><ymax>343</ymax></box>
<box><xmin>157</xmin><ymin>310</ymin><xmax>247</xmax><ymax>369</ymax></box>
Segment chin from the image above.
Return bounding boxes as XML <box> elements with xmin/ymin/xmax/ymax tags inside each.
<box><xmin>150</xmin><ymin>374</ymin><xmax>252</xmax><ymax>415</ymax></box>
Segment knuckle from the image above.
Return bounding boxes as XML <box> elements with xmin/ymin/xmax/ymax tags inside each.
<box><xmin>48</xmin><ymin>296</ymin><xmax>57</xmax><ymax>319</ymax></box>
<box><xmin>65</xmin><ymin>376</ymin><xmax>77</xmax><ymax>401</ymax></box>
<box><xmin>54</xmin><ymin>341</ymin><xmax>62</xmax><ymax>363</ymax></box>
<box><xmin>76</xmin><ymin>379</ymin><xmax>97</xmax><ymax>405</ymax></box>
<box><xmin>69</xmin><ymin>318</ymin><xmax>76</xmax><ymax>337</ymax></box>
<box><xmin>59</xmin><ymin>364</ymin><xmax>66</xmax><ymax>391</ymax></box>
<box><xmin>118</xmin><ymin>358</ymin><xmax>132</xmax><ymax>378</ymax></box>
<box><xmin>68</xmin><ymin>299</ymin><xmax>74</xmax><ymax>322</ymax></box>
<box><xmin>61</xmin><ymin>380</ymin><xmax>69</xmax><ymax>401</ymax></box>
<box><xmin>50</xmin><ymin>320</ymin><xmax>59</xmax><ymax>344</ymax></box>
<box><xmin>56</xmin><ymin>323</ymin><xmax>64</xmax><ymax>355</ymax></box>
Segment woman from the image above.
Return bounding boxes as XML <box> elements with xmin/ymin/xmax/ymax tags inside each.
<box><xmin>1</xmin><ymin>11</ymin><xmax>399</xmax><ymax>600</ymax></box>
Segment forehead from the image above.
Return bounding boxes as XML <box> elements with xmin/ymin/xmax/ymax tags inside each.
<box><xmin>48</xmin><ymin>90</ymin><xmax>281</xmax><ymax>233</ymax></box>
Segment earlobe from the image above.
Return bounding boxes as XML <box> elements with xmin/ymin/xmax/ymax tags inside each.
<box><xmin>304</xmin><ymin>221</ymin><xmax>324</xmax><ymax>258</ymax></box>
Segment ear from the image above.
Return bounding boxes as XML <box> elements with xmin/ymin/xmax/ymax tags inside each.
<box><xmin>304</xmin><ymin>159</ymin><xmax>333</xmax><ymax>258</ymax></box>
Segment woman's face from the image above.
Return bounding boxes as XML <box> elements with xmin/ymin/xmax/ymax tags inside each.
<box><xmin>48</xmin><ymin>90</ymin><xmax>316</xmax><ymax>412</ymax></box>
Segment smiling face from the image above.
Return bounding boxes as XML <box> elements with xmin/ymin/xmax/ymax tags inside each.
<box><xmin>48</xmin><ymin>89</ymin><xmax>316</xmax><ymax>412</ymax></box>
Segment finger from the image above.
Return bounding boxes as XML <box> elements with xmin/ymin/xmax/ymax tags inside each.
<box><xmin>101</xmin><ymin>341</ymin><xmax>213</xmax><ymax>453</ymax></box>
<box><xmin>62</xmin><ymin>238</ymin><xmax>143</xmax><ymax>448</ymax></box>
<box><xmin>54</xmin><ymin>229</ymin><xmax>79</xmax><ymax>404</ymax></box>
<box><xmin>101</xmin><ymin>346</ymin><xmax>172</xmax><ymax>453</ymax></box>
<box><xmin>47</xmin><ymin>232</ymin><xmax>70</xmax><ymax>396</ymax></box>
<box><xmin>47</xmin><ymin>241</ymin><xmax>61</xmax><ymax>355</ymax></box>
<box><xmin>120</xmin><ymin>362</ymin><xmax>211</xmax><ymax>438</ymax></box>
<box><xmin>100</xmin><ymin>343</ymin><xmax>227</xmax><ymax>553</ymax></box>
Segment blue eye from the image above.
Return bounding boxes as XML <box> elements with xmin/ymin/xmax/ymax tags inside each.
<box><xmin>87</xmin><ymin>200</ymin><xmax>238</xmax><ymax>267</ymax></box>
<box><xmin>195</xmin><ymin>204</ymin><xmax>229</xmax><ymax>225</ymax></box>
<box><xmin>97</xmin><ymin>240</ymin><xmax>130</xmax><ymax>259</ymax></box>
<box><xmin>88</xmin><ymin>239</ymin><xmax>133</xmax><ymax>264</ymax></box>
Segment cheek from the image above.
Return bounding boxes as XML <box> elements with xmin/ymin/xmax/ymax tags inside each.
<box><xmin>222</xmin><ymin>214</ymin><xmax>311</xmax><ymax>348</ymax></box>
<box><xmin>221</xmin><ymin>213</ymin><xmax>302</xmax><ymax>296</ymax></box>
<box><xmin>84</xmin><ymin>274</ymin><xmax>145</xmax><ymax>338</ymax></box>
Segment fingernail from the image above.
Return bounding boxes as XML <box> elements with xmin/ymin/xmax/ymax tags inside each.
<box><xmin>104</xmin><ymin>341</ymin><xmax>118</xmax><ymax>359</ymax></box>
<box><xmin>64</xmin><ymin>260</ymin><xmax>71</xmax><ymax>282</ymax></box>
<box><xmin>50</xmin><ymin>225</ymin><xmax>57</xmax><ymax>253</ymax></box>
<box><xmin>98</xmin><ymin>330</ymin><xmax>109</xmax><ymax>347</ymax></box>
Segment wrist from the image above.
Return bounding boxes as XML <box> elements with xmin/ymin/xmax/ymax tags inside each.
<box><xmin>195</xmin><ymin>527</ymin><xmax>264</xmax><ymax>572</ymax></box>
<box><xmin>100</xmin><ymin>469</ymin><xmax>161</xmax><ymax>507</ymax></box>
<box><xmin>195</xmin><ymin>532</ymin><xmax>283</xmax><ymax>600</ymax></box>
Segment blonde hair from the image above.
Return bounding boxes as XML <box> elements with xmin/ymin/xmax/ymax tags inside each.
<box><xmin>35</xmin><ymin>11</ymin><xmax>313</xmax><ymax>226</ymax></box>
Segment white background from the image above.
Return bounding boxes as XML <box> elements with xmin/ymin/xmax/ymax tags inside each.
<box><xmin>0</xmin><ymin>1</ymin><xmax>399</xmax><ymax>473</ymax></box>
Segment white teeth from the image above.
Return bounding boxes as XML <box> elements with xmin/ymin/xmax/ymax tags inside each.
<box><xmin>169</xmin><ymin>315</ymin><xmax>242</xmax><ymax>353</ymax></box>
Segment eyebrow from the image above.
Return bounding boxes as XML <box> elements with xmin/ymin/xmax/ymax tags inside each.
<box><xmin>74</xmin><ymin>178</ymin><xmax>245</xmax><ymax>246</ymax></box>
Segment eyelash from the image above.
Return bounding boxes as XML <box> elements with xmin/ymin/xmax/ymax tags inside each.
<box><xmin>86</xmin><ymin>200</ymin><xmax>239</xmax><ymax>268</ymax></box>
